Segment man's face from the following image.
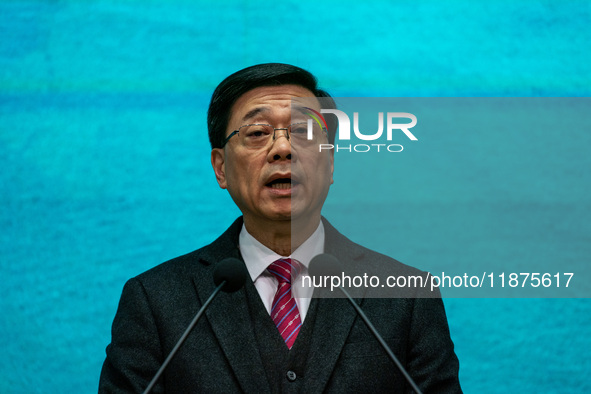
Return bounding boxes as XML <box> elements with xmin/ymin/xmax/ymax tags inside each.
<box><xmin>211</xmin><ymin>84</ymin><xmax>334</xmax><ymax>228</ymax></box>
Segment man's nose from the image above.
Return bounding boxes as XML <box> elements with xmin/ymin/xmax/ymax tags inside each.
<box><xmin>268</xmin><ymin>128</ymin><xmax>292</xmax><ymax>161</ymax></box>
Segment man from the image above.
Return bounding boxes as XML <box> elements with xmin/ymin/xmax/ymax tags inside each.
<box><xmin>99</xmin><ymin>63</ymin><xmax>461</xmax><ymax>393</ymax></box>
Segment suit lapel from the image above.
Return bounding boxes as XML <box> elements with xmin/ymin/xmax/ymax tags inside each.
<box><xmin>301</xmin><ymin>295</ymin><xmax>358</xmax><ymax>391</ymax></box>
<box><xmin>301</xmin><ymin>218</ymin><xmax>369</xmax><ymax>392</ymax></box>
<box><xmin>192</xmin><ymin>219</ymin><xmax>272</xmax><ymax>394</ymax></box>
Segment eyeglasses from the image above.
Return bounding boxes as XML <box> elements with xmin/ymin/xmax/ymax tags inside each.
<box><xmin>222</xmin><ymin>122</ymin><xmax>327</xmax><ymax>149</ymax></box>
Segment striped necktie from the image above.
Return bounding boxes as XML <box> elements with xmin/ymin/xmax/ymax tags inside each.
<box><xmin>267</xmin><ymin>258</ymin><xmax>302</xmax><ymax>349</ymax></box>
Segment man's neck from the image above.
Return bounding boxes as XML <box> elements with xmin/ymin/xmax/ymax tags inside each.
<box><xmin>243</xmin><ymin>216</ymin><xmax>321</xmax><ymax>257</ymax></box>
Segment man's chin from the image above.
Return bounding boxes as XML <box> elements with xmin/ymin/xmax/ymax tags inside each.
<box><xmin>269</xmin><ymin>212</ymin><xmax>293</xmax><ymax>222</ymax></box>
<box><xmin>249</xmin><ymin>202</ymin><xmax>320</xmax><ymax>226</ymax></box>
<box><xmin>259</xmin><ymin>207</ymin><xmax>292</xmax><ymax>223</ymax></box>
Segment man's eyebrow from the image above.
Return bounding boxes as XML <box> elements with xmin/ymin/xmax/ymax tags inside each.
<box><xmin>242</xmin><ymin>107</ymin><xmax>269</xmax><ymax>122</ymax></box>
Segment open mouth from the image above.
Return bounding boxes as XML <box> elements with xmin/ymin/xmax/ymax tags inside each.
<box><xmin>266</xmin><ymin>178</ymin><xmax>296</xmax><ymax>189</ymax></box>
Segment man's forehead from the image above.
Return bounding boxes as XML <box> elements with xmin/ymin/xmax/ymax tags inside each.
<box><xmin>228</xmin><ymin>85</ymin><xmax>320</xmax><ymax>124</ymax></box>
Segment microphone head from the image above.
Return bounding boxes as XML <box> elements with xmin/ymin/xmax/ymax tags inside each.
<box><xmin>308</xmin><ymin>253</ymin><xmax>343</xmax><ymax>277</ymax></box>
<box><xmin>212</xmin><ymin>258</ymin><xmax>248</xmax><ymax>293</ymax></box>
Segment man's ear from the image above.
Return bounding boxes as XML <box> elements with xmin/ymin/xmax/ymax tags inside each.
<box><xmin>211</xmin><ymin>148</ymin><xmax>227</xmax><ymax>189</ymax></box>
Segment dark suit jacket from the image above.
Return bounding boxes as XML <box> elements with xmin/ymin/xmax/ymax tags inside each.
<box><xmin>99</xmin><ymin>218</ymin><xmax>461</xmax><ymax>393</ymax></box>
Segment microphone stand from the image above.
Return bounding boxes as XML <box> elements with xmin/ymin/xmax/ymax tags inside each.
<box><xmin>143</xmin><ymin>281</ymin><xmax>226</xmax><ymax>394</ymax></box>
<box><xmin>337</xmin><ymin>285</ymin><xmax>423</xmax><ymax>394</ymax></box>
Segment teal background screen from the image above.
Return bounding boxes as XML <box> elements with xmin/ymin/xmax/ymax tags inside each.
<box><xmin>1</xmin><ymin>1</ymin><xmax>590</xmax><ymax>392</ymax></box>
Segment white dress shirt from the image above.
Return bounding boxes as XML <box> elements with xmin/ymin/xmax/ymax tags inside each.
<box><xmin>238</xmin><ymin>221</ymin><xmax>324</xmax><ymax>322</ymax></box>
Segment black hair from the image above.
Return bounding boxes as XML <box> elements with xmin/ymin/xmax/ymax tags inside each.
<box><xmin>207</xmin><ymin>63</ymin><xmax>336</xmax><ymax>149</ymax></box>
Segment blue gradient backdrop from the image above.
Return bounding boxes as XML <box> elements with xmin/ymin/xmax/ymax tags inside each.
<box><xmin>1</xmin><ymin>1</ymin><xmax>590</xmax><ymax>392</ymax></box>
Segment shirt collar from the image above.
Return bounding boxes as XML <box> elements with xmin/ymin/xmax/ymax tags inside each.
<box><xmin>239</xmin><ymin>221</ymin><xmax>325</xmax><ymax>282</ymax></box>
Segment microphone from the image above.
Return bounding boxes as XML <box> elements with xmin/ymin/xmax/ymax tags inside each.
<box><xmin>143</xmin><ymin>258</ymin><xmax>247</xmax><ymax>394</ymax></box>
<box><xmin>308</xmin><ymin>254</ymin><xmax>423</xmax><ymax>394</ymax></box>
<box><xmin>213</xmin><ymin>257</ymin><xmax>248</xmax><ymax>292</ymax></box>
